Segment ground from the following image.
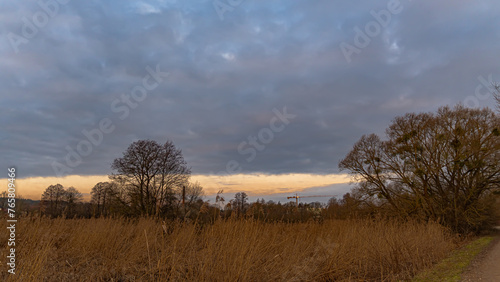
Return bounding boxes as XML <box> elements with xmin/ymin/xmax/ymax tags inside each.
<box><xmin>462</xmin><ymin>227</ymin><xmax>500</xmax><ymax>282</ymax></box>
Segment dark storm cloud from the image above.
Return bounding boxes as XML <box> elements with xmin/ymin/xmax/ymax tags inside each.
<box><xmin>1</xmin><ymin>0</ymin><xmax>500</xmax><ymax>177</ymax></box>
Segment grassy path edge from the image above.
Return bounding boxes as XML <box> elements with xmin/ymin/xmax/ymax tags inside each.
<box><xmin>412</xmin><ymin>236</ymin><xmax>495</xmax><ymax>282</ymax></box>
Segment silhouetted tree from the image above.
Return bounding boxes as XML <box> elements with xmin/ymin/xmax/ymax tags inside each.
<box><xmin>40</xmin><ymin>184</ymin><xmax>82</xmax><ymax>218</ymax></box>
<box><xmin>90</xmin><ymin>182</ymin><xmax>129</xmax><ymax>216</ymax></box>
<box><xmin>41</xmin><ymin>184</ymin><xmax>66</xmax><ymax>217</ymax></box>
<box><xmin>175</xmin><ymin>181</ymin><xmax>204</xmax><ymax>218</ymax></box>
<box><xmin>64</xmin><ymin>187</ymin><xmax>82</xmax><ymax>217</ymax></box>
<box><xmin>231</xmin><ymin>192</ymin><xmax>249</xmax><ymax>218</ymax></box>
<box><xmin>110</xmin><ymin>139</ymin><xmax>191</xmax><ymax>216</ymax></box>
<box><xmin>339</xmin><ymin>105</ymin><xmax>500</xmax><ymax>233</ymax></box>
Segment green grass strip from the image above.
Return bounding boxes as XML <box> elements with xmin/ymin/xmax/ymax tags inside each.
<box><xmin>412</xmin><ymin>236</ymin><xmax>494</xmax><ymax>282</ymax></box>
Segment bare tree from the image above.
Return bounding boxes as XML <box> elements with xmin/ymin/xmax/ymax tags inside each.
<box><xmin>171</xmin><ymin>181</ymin><xmax>206</xmax><ymax>220</ymax></box>
<box><xmin>110</xmin><ymin>140</ymin><xmax>191</xmax><ymax>216</ymax></box>
<box><xmin>91</xmin><ymin>182</ymin><xmax>107</xmax><ymax>215</ymax></box>
<box><xmin>339</xmin><ymin>105</ymin><xmax>500</xmax><ymax>233</ymax></box>
<box><xmin>178</xmin><ymin>181</ymin><xmax>204</xmax><ymax>214</ymax></box>
<box><xmin>64</xmin><ymin>187</ymin><xmax>82</xmax><ymax>217</ymax></box>
<box><xmin>41</xmin><ymin>184</ymin><xmax>66</xmax><ymax>217</ymax></box>
<box><xmin>0</xmin><ymin>191</ymin><xmax>8</xmax><ymax>211</ymax></box>
<box><xmin>91</xmin><ymin>182</ymin><xmax>129</xmax><ymax>217</ymax></box>
<box><xmin>183</xmin><ymin>182</ymin><xmax>204</xmax><ymax>206</ymax></box>
<box><xmin>231</xmin><ymin>192</ymin><xmax>249</xmax><ymax>217</ymax></box>
<box><xmin>66</xmin><ymin>187</ymin><xmax>82</xmax><ymax>204</ymax></box>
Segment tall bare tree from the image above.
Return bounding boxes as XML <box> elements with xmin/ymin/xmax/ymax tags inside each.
<box><xmin>41</xmin><ymin>184</ymin><xmax>66</xmax><ymax>217</ymax></box>
<box><xmin>90</xmin><ymin>182</ymin><xmax>128</xmax><ymax>216</ymax></box>
<box><xmin>110</xmin><ymin>140</ymin><xmax>191</xmax><ymax>216</ymax></box>
<box><xmin>231</xmin><ymin>192</ymin><xmax>249</xmax><ymax>217</ymax></box>
<box><xmin>64</xmin><ymin>187</ymin><xmax>82</xmax><ymax>217</ymax></box>
<box><xmin>339</xmin><ymin>105</ymin><xmax>500</xmax><ymax>233</ymax></box>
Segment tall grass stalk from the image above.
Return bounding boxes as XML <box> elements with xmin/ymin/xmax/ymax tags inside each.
<box><xmin>0</xmin><ymin>217</ymin><xmax>458</xmax><ymax>281</ymax></box>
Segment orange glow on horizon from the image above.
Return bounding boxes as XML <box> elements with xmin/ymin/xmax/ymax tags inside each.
<box><xmin>3</xmin><ymin>173</ymin><xmax>351</xmax><ymax>200</ymax></box>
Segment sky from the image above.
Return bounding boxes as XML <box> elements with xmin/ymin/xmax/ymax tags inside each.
<box><xmin>1</xmin><ymin>0</ymin><xmax>500</xmax><ymax>201</ymax></box>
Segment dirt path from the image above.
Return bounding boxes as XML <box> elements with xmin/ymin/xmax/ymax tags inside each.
<box><xmin>462</xmin><ymin>229</ymin><xmax>500</xmax><ymax>282</ymax></box>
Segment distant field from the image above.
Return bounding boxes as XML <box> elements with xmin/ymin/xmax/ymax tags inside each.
<box><xmin>1</xmin><ymin>217</ymin><xmax>458</xmax><ymax>281</ymax></box>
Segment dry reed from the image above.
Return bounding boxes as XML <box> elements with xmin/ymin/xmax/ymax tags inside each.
<box><xmin>0</xmin><ymin>217</ymin><xmax>458</xmax><ymax>281</ymax></box>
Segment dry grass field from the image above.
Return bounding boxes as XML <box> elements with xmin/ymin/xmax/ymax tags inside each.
<box><xmin>0</xmin><ymin>217</ymin><xmax>459</xmax><ymax>281</ymax></box>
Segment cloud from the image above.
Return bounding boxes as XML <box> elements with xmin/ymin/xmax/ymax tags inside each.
<box><xmin>1</xmin><ymin>0</ymin><xmax>500</xmax><ymax>180</ymax></box>
<box><xmin>221</xmin><ymin>52</ymin><xmax>235</xmax><ymax>61</ymax></box>
<box><xmin>134</xmin><ymin>2</ymin><xmax>162</xmax><ymax>15</ymax></box>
